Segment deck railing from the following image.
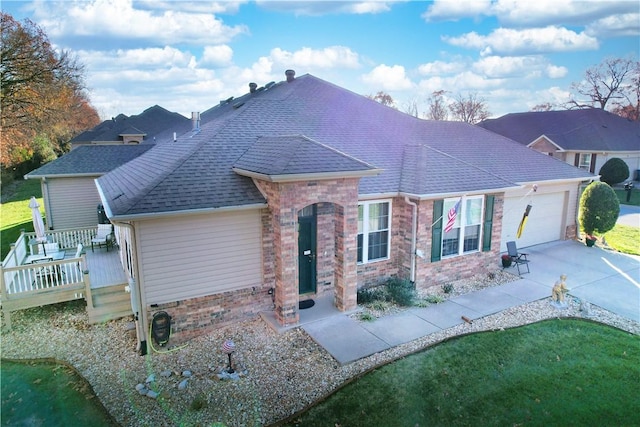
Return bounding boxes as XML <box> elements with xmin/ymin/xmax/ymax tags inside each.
<box><xmin>1</xmin><ymin>228</ymin><xmax>128</xmax><ymax>330</ymax></box>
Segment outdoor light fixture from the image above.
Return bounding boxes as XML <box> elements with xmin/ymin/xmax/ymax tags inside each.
<box><xmin>222</xmin><ymin>340</ymin><xmax>236</xmax><ymax>374</ymax></box>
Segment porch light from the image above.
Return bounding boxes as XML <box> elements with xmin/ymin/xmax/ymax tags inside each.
<box><xmin>221</xmin><ymin>340</ymin><xmax>236</xmax><ymax>373</ymax></box>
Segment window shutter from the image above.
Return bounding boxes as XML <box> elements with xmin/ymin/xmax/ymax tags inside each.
<box><xmin>482</xmin><ymin>195</ymin><xmax>494</xmax><ymax>252</ymax></box>
<box><xmin>574</xmin><ymin>153</ymin><xmax>580</xmax><ymax>167</ymax></box>
<box><xmin>590</xmin><ymin>153</ymin><xmax>597</xmax><ymax>173</ymax></box>
<box><xmin>431</xmin><ymin>200</ymin><xmax>443</xmax><ymax>262</ymax></box>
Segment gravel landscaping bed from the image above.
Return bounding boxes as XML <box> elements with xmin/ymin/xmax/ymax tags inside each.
<box><xmin>2</xmin><ymin>270</ymin><xmax>638</xmax><ymax>427</ymax></box>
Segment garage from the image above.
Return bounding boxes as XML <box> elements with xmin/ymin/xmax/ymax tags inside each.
<box><xmin>501</xmin><ymin>191</ymin><xmax>567</xmax><ymax>252</ymax></box>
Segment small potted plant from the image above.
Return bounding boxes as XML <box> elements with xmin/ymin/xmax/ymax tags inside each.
<box><xmin>584</xmin><ymin>234</ymin><xmax>597</xmax><ymax>247</ymax></box>
<box><xmin>501</xmin><ymin>254</ymin><xmax>512</xmax><ymax>267</ymax></box>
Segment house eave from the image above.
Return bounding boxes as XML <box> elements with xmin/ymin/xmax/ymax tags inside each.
<box><xmin>106</xmin><ymin>203</ymin><xmax>269</xmax><ymax>222</ymax></box>
<box><xmin>232</xmin><ymin>167</ymin><xmax>383</xmax><ymax>183</ymax></box>
<box><xmin>399</xmin><ymin>185</ymin><xmax>522</xmax><ymax>201</ymax></box>
<box><xmin>25</xmin><ymin>173</ymin><xmax>103</xmax><ymax>179</ymax></box>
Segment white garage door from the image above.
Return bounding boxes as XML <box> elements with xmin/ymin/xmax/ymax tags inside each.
<box><xmin>501</xmin><ymin>192</ymin><xmax>566</xmax><ymax>251</ymax></box>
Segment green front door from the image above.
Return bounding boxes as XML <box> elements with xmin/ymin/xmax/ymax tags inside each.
<box><xmin>298</xmin><ymin>206</ymin><xmax>317</xmax><ymax>295</ymax></box>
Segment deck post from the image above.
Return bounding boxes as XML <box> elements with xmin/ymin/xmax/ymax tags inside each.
<box><xmin>1</xmin><ymin>265</ymin><xmax>11</xmax><ymax>330</ymax></box>
<box><xmin>82</xmin><ymin>258</ymin><xmax>93</xmax><ymax>311</ymax></box>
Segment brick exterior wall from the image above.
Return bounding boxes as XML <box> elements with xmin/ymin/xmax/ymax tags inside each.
<box><xmin>147</xmin><ymin>286</ymin><xmax>273</xmax><ymax>343</ymax></box>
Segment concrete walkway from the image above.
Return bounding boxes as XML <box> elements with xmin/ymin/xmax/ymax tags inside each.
<box><xmin>299</xmin><ymin>240</ymin><xmax>639</xmax><ymax>365</ymax></box>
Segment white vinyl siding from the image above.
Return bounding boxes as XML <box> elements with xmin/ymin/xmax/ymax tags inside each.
<box><xmin>138</xmin><ymin>209</ymin><xmax>263</xmax><ymax>305</ymax></box>
<box><xmin>46</xmin><ymin>177</ymin><xmax>102</xmax><ymax>229</ymax></box>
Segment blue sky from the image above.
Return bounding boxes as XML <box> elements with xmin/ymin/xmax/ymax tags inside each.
<box><xmin>3</xmin><ymin>0</ymin><xmax>639</xmax><ymax>120</ymax></box>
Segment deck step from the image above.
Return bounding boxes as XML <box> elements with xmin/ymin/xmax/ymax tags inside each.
<box><xmin>88</xmin><ymin>283</ymin><xmax>132</xmax><ymax>324</ymax></box>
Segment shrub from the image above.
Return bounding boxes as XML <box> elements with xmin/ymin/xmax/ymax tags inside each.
<box><xmin>442</xmin><ymin>283</ymin><xmax>454</xmax><ymax>294</ymax></box>
<box><xmin>424</xmin><ymin>295</ymin><xmax>445</xmax><ymax>304</ymax></box>
<box><xmin>357</xmin><ymin>287</ymin><xmax>387</xmax><ymax>304</ymax></box>
<box><xmin>579</xmin><ymin>181</ymin><xmax>620</xmax><ymax>235</ymax></box>
<box><xmin>358</xmin><ymin>312</ymin><xmax>375</xmax><ymax>322</ymax></box>
<box><xmin>599</xmin><ymin>158</ymin><xmax>629</xmax><ymax>186</ymax></box>
<box><xmin>386</xmin><ymin>277</ymin><xmax>416</xmax><ymax>307</ymax></box>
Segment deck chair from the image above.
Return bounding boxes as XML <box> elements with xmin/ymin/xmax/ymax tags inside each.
<box><xmin>507</xmin><ymin>241</ymin><xmax>529</xmax><ymax>275</ymax></box>
<box><xmin>91</xmin><ymin>224</ymin><xmax>114</xmax><ymax>252</ymax></box>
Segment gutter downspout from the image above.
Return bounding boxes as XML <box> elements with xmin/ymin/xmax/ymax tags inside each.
<box><xmin>404</xmin><ymin>196</ymin><xmax>418</xmax><ymax>283</ymax></box>
<box><xmin>113</xmin><ymin>220</ymin><xmax>147</xmax><ymax>355</ymax></box>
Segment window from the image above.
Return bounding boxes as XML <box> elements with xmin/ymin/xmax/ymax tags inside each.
<box><xmin>442</xmin><ymin>196</ymin><xmax>483</xmax><ymax>257</ymax></box>
<box><xmin>578</xmin><ymin>153</ymin><xmax>592</xmax><ymax>170</ymax></box>
<box><xmin>357</xmin><ymin>200</ymin><xmax>390</xmax><ymax>263</ymax></box>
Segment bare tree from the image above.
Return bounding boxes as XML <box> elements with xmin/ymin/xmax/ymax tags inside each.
<box><xmin>367</xmin><ymin>91</ymin><xmax>396</xmax><ymax>108</ymax></box>
<box><xmin>531</xmin><ymin>103</ymin><xmax>554</xmax><ymax>112</ymax></box>
<box><xmin>610</xmin><ymin>61</ymin><xmax>640</xmax><ymax>121</ymax></box>
<box><xmin>448</xmin><ymin>93</ymin><xmax>490</xmax><ymax>124</ymax></box>
<box><xmin>568</xmin><ymin>57</ymin><xmax>637</xmax><ymax>110</ymax></box>
<box><xmin>425</xmin><ymin>90</ymin><xmax>448</xmax><ymax>120</ymax></box>
<box><xmin>402</xmin><ymin>97</ymin><xmax>420</xmax><ymax>117</ymax></box>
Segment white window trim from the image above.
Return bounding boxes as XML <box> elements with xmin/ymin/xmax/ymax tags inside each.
<box><xmin>442</xmin><ymin>195</ymin><xmax>484</xmax><ymax>258</ymax></box>
<box><xmin>358</xmin><ymin>199</ymin><xmax>392</xmax><ymax>264</ymax></box>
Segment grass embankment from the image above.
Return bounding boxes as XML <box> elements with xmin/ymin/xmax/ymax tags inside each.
<box><xmin>614</xmin><ymin>187</ymin><xmax>640</xmax><ymax>206</ymax></box>
<box><xmin>1</xmin><ymin>179</ymin><xmax>43</xmax><ymax>259</ymax></box>
<box><xmin>286</xmin><ymin>319</ymin><xmax>640</xmax><ymax>426</ymax></box>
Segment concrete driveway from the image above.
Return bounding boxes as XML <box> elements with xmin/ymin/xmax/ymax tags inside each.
<box><xmin>618</xmin><ymin>204</ymin><xmax>640</xmax><ymax>228</ymax></box>
<box><xmin>518</xmin><ymin>240</ymin><xmax>639</xmax><ymax>322</ymax></box>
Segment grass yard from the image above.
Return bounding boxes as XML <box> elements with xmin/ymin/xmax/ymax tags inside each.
<box><xmin>604</xmin><ymin>224</ymin><xmax>640</xmax><ymax>255</ymax></box>
<box><xmin>0</xmin><ymin>179</ymin><xmax>43</xmax><ymax>259</ymax></box>
<box><xmin>284</xmin><ymin>319</ymin><xmax>640</xmax><ymax>427</ymax></box>
<box><xmin>1</xmin><ymin>359</ymin><xmax>119</xmax><ymax>426</ymax></box>
<box><xmin>615</xmin><ymin>187</ymin><xmax>640</xmax><ymax>206</ymax></box>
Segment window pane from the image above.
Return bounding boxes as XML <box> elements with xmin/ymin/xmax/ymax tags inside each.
<box><xmin>442</xmin><ymin>228</ymin><xmax>459</xmax><ymax>256</ymax></box>
<box><xmin>368</xmin><ymin>230</ymin><xmax>388</xmax><ymax>261</ymax></box>
<box><xmin>443</xmin><ymin>199</ymin><xmax>460</xmax><ymax>229</ymax></box>
<box><xmin>357</xmin><ymin>234</ymin><xmax>363</xmax><ymax>263</ymax></box>
<box><xmin>466</xmin><ymin>198</ymin><xmax>482</xmax><ymax>225</ymax></box>
<box><xmin>368</xmin><ymin>202</ymin><xmax>389</xmax><ymax>231</ymax></box>
<box><xmin>358</xmin><ymin>205</ymin><xmax>363</xmax><ymax>233</ymax></box>
<box><xmin>463</xmin><ymin>225</ymin><xmax>480</xmax><ymax>252</ymax></box>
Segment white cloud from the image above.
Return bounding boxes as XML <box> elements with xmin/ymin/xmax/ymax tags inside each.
<box><xmin>444</xmin><ymin>26</ymin><xmax>599</xmax><ymax>55</ymax></box>
<box><xmin>201</xmin><ymin>45</ymin><xmax>234</xmax><ymax>67</ymax></box>
<box><xmin>545</xmin><ymin>64</ymin><xmax>568</xmax><ymax>79</ymax></box>
<box><xmin>418</xmin><ymin>60</ymin><xmax>467</xmax><ymax>76</ymax></box>
<box><xmin>361</xmin><ymin>64</ymin><xmax>413</xmax><ymax>90</ymax></box>
<box><xmin>422</xmin><ymin>0</ymin><xmax>492</xmax><ymax>21</ymax></box>
<box><xmin>39</xmin><ymin>0</ymin><xmax>248</xmax><ymax>45</ymax></box>
<box><xmin>586</xmin><ymin>13</ymin><xmax>640</xmax><ymax>38</ymax></box>
<box><xmin>270</xmin><ymin>46</ymin><xmax>360</xmax><ymax>69</ymax></box>
<box><xmin>472</xmin><ymin>55</ymin><xmax>567</xmax><ymax>79</ymax></box>
<box><xmin>492</xmin><ymin>0</ymin><xmax>637</xmax><ymax>27</ymax></box>
<box><xmin>136</xmin><ymin>0</ymin><xmax>247</xmax><ymax>14</ymax></box>
<box><xmin>78</xmin><ymin>47</ymin><xmax>195</xmax><ymax>70</ymax></box>
<box><xmin>256</xmin><ymin>1</ymin><xmax>403</xmax><ymax>16</ymax></box>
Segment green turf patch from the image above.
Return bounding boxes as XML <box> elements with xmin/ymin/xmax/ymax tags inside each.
<box><xmin>284</xmin><ymin>319</ymin><xmax>640</xmax><ymax>426</ymax></box>
<box><xmin>1</xmin><ymin>359</ymin><xmax>119</xmax><ymax>426</ymax></box>
<box><xmin>604</xmin><ymin>224</ymin><xmax>640</xmax><ymax>256</ymax></box>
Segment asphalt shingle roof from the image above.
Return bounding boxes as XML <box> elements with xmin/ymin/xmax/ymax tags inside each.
<box><xmin>97</xmin><ymin>74</ymin><xmax>594</xmax><ymax>218</ymax></box>
<box><xmin>479</xmin><ymin>109</ymin><xmax>640</xmax><ymax>151</ymax></box>
<box><xmin>25</xmin><ymin>145</ymin><xmax>153</xmax><ymax>177</ymax></box>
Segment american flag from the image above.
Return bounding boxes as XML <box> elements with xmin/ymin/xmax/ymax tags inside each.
<box><xmin>444</xmin><ymin>198</ymin><xmax>462</xmax><ymax>233</ymax></box>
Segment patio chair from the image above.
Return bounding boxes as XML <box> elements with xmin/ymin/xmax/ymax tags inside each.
<box><xmin>506</xmin><ymin>241</ymin><xmax>529</xmax><ymax>275</ymax></box>
<box><xmin>91</xmin><ymin>224</ymin><xmax>114</xmax><ymax>252</ymax></box>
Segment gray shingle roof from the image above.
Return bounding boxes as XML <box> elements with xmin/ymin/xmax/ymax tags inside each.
<box><xmin>71</xmin><ymin>105</ymin><xmax>191</xmax><ymax>144</ymax></box>
<box><xmin>97</xmin><ymin>74</ymin><xmax>594</xmax><ymax>219</ymax></box>
<box><xmin>25</xmin><ymin>145</ymin><xmax>153</xmax><ymax>177</ymax></box>
<box><xmin>233</xmin><ymin>135</ymin><xmax>378</xmax><ymax>177</ymax></box>
<box><xmin>479</xmin><ymin>109</ymin><xmax>640</xmax><ymax>151</ymax></box>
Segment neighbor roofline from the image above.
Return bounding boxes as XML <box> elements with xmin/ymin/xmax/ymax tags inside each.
<box><xmin>25</xmin><ymin>172</ymin><xmax>103</xmax><ymax>179</ymax></box>
<box><xmin>232</xmin><ymin>167</ymin><xmax>383</xmax><ymax>182</ymax></box>
<box><xmin>527</xmin><ymin>134</ymin><xmax>564</xmax><ymax>151</ymax></box>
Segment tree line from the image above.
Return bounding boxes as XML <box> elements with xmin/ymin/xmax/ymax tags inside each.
<box><xmin>370</xmin><ymin>57</ymin><xmax>640</xmax><ymax>124</ymax></box>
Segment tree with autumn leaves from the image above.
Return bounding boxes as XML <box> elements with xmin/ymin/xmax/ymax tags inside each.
<box><xmin>1</xmin><ymin>12</ymin><xmax>100</xmax><ymax>180</ymax></box>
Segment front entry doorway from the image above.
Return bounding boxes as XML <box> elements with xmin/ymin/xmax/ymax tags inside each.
<box><xmin>298</xmin><ymin>205</ymin><xmax>317</xmax><ymax>295</ymax></box>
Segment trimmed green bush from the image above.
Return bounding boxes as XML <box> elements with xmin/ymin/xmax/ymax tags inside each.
<box><xmin>599</xmin><ymin>157</ymin><xmax>629</xmax><ymax>186</ymax></box>
<box><xmin>357</xmin><ymin>287</ymin><xmax>387</xmax><ymax>304</ymax></box>
<box><xmin>579</xmin><ymin>181</ymin><xmax>620</xmax><ymax>235</ymax></box>
<box><xmin>386</xmin><ymin>277</ymin><xmax>416</xmax><ymax>307</ymax></box>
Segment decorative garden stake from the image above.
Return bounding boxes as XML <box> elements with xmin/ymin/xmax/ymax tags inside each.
<box><xmin>222</xmin><ymin>340</ymin><xmax>236</xmax><ymax>373</ymax></box>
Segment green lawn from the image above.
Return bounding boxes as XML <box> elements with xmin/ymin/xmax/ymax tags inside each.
<box><xmin>615</xmin><ymin>187</ymin><xmax>640</xmax><ymax>206</ymax></box>
<box><xmin>1</xmin><ymin>359</ymin><xmax>119</xmax><ymax>426</ymax></box>
<box><xmin>285</xmin><ymin>319</ymin><xmax>640</xmax><ymax>426</ymax></box>
<box><xmin>604</xmin><ymin>224</ymin><xmax>640</xmax><ymax>255</ymax></box>
<box><xmin>0</xmin><ymin>179</ymin><xmax>43</xmax><ymax>259</ymax></box>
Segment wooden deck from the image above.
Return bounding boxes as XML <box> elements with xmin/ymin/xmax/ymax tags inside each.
<box><xmin>1</xmin><ymin>230</ymin><xmax>132</xmax><ymax>329</ymax></box>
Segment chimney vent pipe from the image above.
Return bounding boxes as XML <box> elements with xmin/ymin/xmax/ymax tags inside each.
<box><xmin>249</xmin><ymin>82</ymin><xmax>257</xmax><ymax>93</ymax></box>
<box><xmin>285</xmin><ymin>69</ymin><xmax>295</xmax><ymax>82</ymax></box>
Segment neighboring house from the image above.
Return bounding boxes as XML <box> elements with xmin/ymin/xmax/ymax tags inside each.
<box><xmin>479</xmin><ymin>109</ymin><xmax>640</xmax><ymax>180</ymax></box>
<box><xmin>70</xmin><ymin>105</ymin><xmax>193</xmax><ymax>148</ymax></box>
<box><xmin>25</xmin><ymin>106</ymin><xmax>198</xmax><ymax>229</ymax></box>
<box><xmin>95</xmin><ymin>70</ymin><xmax>594</xmax><ymax>350</ymax></box>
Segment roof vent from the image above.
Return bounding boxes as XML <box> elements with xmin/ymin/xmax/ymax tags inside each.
<box><xmin>249</xmin><ymin>82</ymin><xmax>257</xmax><ymax>93</ymax></box>
<box><xmin>285</xmin><ymin>69</ymin><xmax>295</xmax><ymax>82</ymax></box>
<box><xmin>265</xmin><ymin>81</ymin><xmax>276</xmax><ymax>89</ymax></box>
